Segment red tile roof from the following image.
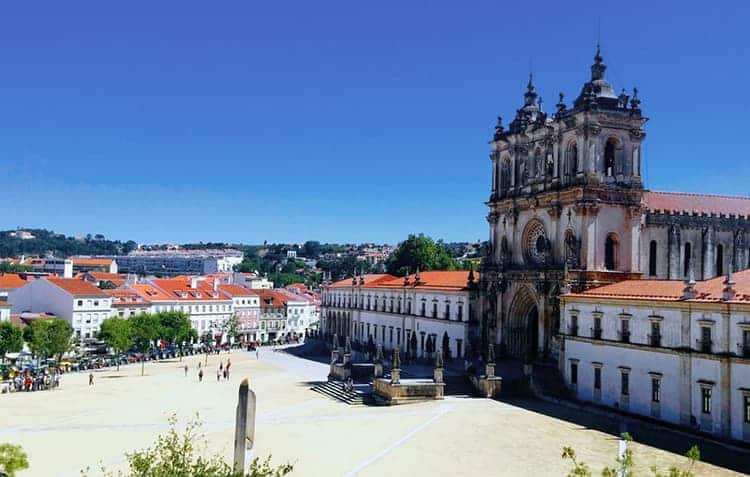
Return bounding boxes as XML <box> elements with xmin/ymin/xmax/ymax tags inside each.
<box><xmin>568</xmin><ymin>269</ymin><xmax>750</xmax><ymax>303</ymax></box>
<box><xmin>256</xmin><ymin>289</ymin><xmax>291</xmax><ymax>309</ymax></box>
<box><xmin>47</xmin><ymin>277</ymin><xmax>109</xmax><ymax>297</ymax></box>
<box><xmin>84</xmin><ymin>272</ymin><xmax>125</xmax><ymax>286</ymax></box>
<box><xmin>151</xmin><ymin>279</ymin><xmax>230</xmax><ymax>302</ymax></box>
<box><xmin>326</xmin><ymin>271</ymin><xmax>478</xmax><ymax>292</ymax></box>
<box><xmin>328</xmin><ymin>274</ymin><xmax>396</xmax><ymax>288</ymax></box>
<box><xmin>218</xmin><ymin>284</ymin><xmax>258</xmax><ymax>297</ymax></box>
<box><xmin>644</xmin><ymin>191</ymin><xmax>750</xmax><ymax>217</ymax></box>
<box><xmin>130</xmin><ymin>284</ymin><xmax>172</xmax><ymax>302</ymax></box>
<box><xmin>104</xmin><ymin>288</ymin><xmax>151</xmax><ymax>307</ymax></box>
<box><xmin>0</xmin><ymin>273</ymin><xmax>28</xmax><ymax>290</ymax></box>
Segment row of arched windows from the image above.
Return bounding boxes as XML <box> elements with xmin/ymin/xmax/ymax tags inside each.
<box><xmin>495</xmin><ymin>136</ymin><xmax>630</xmax><ymax>193</ymax></box>
<box><xmin>647</xmin><ymin>240</ymin><xmax>731</xmax><ymax>278</ymax></box>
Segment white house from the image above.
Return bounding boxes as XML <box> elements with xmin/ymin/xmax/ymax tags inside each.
<box><xmin>279</xmin><ymin>289</ymin><xmax>315</xmax><ymax>336</ymax></box>
<box><xmin>129</xmin><ymin>278</ymin><xmax>233</xmax><ymax>338</ymax></box>
<box><xmin>8</xmin><ymin>277</ymin><xmax>112</xmax><ymax>339</ymax></box>
<box><xmin>559</xmin><ymin>269</ymin><xmax>750</xmax><ymax>443</ymax></box>
<box><xmin>321</xmin><ymin>271</ymin><xmax>479</xmax><ymax>360</ymax></box>
<box><xmin>218</xmin><ymin>284</ymin><xmax>261</xmax><ymax>342</ymax></box>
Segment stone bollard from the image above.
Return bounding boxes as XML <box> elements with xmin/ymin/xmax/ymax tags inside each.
<box><xmin>485</xmin><ymin>362</ymin><xmax>495</xmax><ymax>378</ymax></box>
<box><xmin>390</xmin><ymin>367</ymin><xmax>400</xmax><ymax>385</ymax></box>
<box><xmin>433</xmin><ymin>367</ymin><xmax>443</xmax><ymax>384</ymax></box>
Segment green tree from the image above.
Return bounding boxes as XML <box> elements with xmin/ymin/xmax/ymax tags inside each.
<box><xmin>27</xmin><ymin>318</ymin><xmax>74</xmax><ymax>362</ymax></box>
<box><xmin>98</xmin><ymin>280</ymin><xmax>118</xmax><ymax>290</ymax></box>
<box><xmin>221</xmin><ymin>315</ymin><xmax>240</xmax><ymax>351</ymax></box>
<box><xmin>156</xmin><ymin>311</ymin><xmax>193</xmax><ymax>360</ymax></box>
<box><xmin>88</xmin><ymin>415</ymin><xmax>292</xmax><ymax>477</ymax></box>
<box><xmin>0</xmin><ymin>443</ymin><xmax>29</xmax><ymax>477</ymax></box>
<box><xmin>0</xmin><ymin>262</ymin><xmax>31</xmax><ymax>273</ymax></box>
<box><xmin>0</xmin><ymin>322</ymin><xmax>24</xmax><ymax>362</ymax></box>
<box><xmin>562</xmin><ymin>433</ymin><xmax>700</xmax><ymax>477</ymax></box>
<box><xmin>130</xmin><ymin>313</ymin><xmax>160</xmax><ymax>376</ymax></box>
<box><xmin>302</xmin><ymin>240</ymin><xmax>321</xmax><ymax>259</ymax></box>
<box><xmin>99</xmin><ymin>317</ymin><xmax>133</xmax><ymax>371</ymax></box>
<box><xmin>385</xmin><ymin>234</ymin><xmax>457</xmax><ymax>276</ymax></box>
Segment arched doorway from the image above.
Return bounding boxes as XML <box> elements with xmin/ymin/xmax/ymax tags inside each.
<box><xmin>505</xmin><ymin>287</ymin><xmax>540</xmax><ymax>361</ymax></box>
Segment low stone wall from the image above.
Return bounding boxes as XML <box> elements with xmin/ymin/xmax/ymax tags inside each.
<box><xmin>470</xmin><ymin>375</ymin><xmax>503</xmax><ymax>398</ymax></box>
<box><xmin>372</xmin><ymin>378</ymin><xmax>445</xmax><ymax>405</ymax></box>
<box><xmin>328</xmin><ymin>363</ymin><xmax>350</xmax><ymax>381</ymax></box>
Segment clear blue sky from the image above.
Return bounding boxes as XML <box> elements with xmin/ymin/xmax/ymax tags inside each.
<box><xmin>1</xmin><ymin>1</ymin><xmax>748</xmax><ymax>245</ymax></box>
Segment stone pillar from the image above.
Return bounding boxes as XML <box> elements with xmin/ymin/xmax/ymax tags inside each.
<box><xmin>373</xmin><ymin>344</ymin><xmax>384</xmax><ymax>378</ymax></box>
<box><xmin>627</xmin><ymin>207</ymin><xmax>642</xmax><ymax>273</ymax></box>
<box><xmin>391</xmin><ymin>348</ymin><xmax>401</xmax><ymax>385</ymax></box>
<box><xmin>668</xmin><ymin>225</ymin><xmax>681</xmax><ymax>280</ymax></box>
<box><xmin>679</xmin><ymin>309</ymin><xmax>692</xmax><ymax>426</ymax></box>
<box><xmin>702</xmin><ymin>227</ymin><xmax>715</xmax><ymax>280</ymax></box>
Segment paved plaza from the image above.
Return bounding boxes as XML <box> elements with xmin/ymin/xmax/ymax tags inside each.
<box><xmin>1</xmin><ymin>347</ymin><xmax>747</xmax><ymax>477</ymax></box>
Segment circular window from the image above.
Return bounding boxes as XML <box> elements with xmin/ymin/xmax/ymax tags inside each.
<box><xmin>522</xmin><ymin>220</ymin><xmax>549</xmax><ymax>265</ymax></box>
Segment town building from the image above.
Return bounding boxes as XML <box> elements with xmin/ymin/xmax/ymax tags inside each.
<box><xmin>256</xmin><ymin>290</ymin><xmax>289</xmax><ymax>343</ymax></box>
<box><xmin>0</xmin><ymin>302</ymin><xmax>10</xmax><ymax>322</ymax></box>
<box><xmin>0</xmin><ymin>273</ymin><xmax>29</xmax><ymax>301</ymax></box>
<box><xmin>104</xmin><ymin>288</ymin><xmax>151</xmax><ymax>319</ymax></box>
<box><xmin>79</xmin><ymin>271</ymin><xmax>126</xmax><ymax>288</ymax></box>
<box><xmin>70</xmin><ymin>257</ymin><xmax>118</xmax><ymax>274</ymax></box>
<box><xmin>129</xmin><ymin>277</ymin><xmax>233</xmax><ymax>338</ymax></box>
<box><xmin>559</xmin><ymin>269</ymin><xmax>750</xmax><ymax>443</ymax></box>
<box><xmin>217</xmin><ymin>284</ymin><xmax>261</xmax><ymax>342</ymax></box>
<box><xmin>320</xmin><ymin>271</ymin><xmax>479</xmax><ymax>359</ymax></box>
<box><xmin>8</xmin><ymin>277</ymin><xmax>112</xmax><ymax>339</ymax></box>
<box><xmin>114</xmin><ymin>249</ymin><xmax>243</xmax><ymax>276</ymax></box>
<box><xmin>278</xmin><ymin>289</ymin><xmax>316</xmax><ymax>336</ymax></box>
<box><xmin>26</xmin><ymin>256</ymin><xmax>73</xmax><ymax>278</ymax></box>
<box><xmin>479</xmin><ymin>47</ymin><xmax>750</xmax><ymax>363</ymax></box>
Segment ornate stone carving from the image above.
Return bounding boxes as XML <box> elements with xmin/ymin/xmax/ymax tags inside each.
<box><xmin>629</xmin><ymin>128</ymin><xmax>646</xmax><ymax>140</ymax></box>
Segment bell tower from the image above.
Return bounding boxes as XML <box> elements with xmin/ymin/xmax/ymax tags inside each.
<box><xmin>481</xmin><ymin>47</ymin><xmax>648</xmax><ymax>362</ymax></box>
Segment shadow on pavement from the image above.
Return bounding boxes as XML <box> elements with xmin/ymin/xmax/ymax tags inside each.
<box><xmin>500</xmin><ymin>397</ymin><xmax>750</xmax><ymax>475</ymax></box>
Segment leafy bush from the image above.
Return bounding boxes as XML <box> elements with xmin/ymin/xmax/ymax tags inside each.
<box><xmin>0</xmin><ymin>443</ymin><xmax>29</xmax><ymax>477</ymax></box>
<box><xmin>85</xmin><ymin>415</ymin><xmax>293</xmax><ymax>477</ymax></box>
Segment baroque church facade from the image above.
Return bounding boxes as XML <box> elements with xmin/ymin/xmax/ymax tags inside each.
<box><xmin>480</xmin><ymin>47</ymin><xmax>750</xmax><ymax>362</ymax></box>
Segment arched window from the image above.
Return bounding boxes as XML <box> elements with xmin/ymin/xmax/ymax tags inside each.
<box><xmin>649</xmin><ymin>240</ymin><xmax>657</xmax><ymax>276</ymax></box>
<box><xmin>566</xmin><ymin>142</ymin><xmax>578</xmax><ymax>180</ymax></box>
<box><xmin>534</xmin><ymin>147</ymin><xmax>543</xmax><ymax>177</ymax></box>
<box><xmin>605</xmin><ymin>138</ymin><xmax>617</xmax><ymax>176</ymax></box>
<box><xmin>683</xmin><ymin>242</ymin><xmax>692</xmax><ymax>277</ymax></box>
<box><xmin>605</xmin><ymin>233</ymin><xmax>619</xmax><ymax>270</ymax></box>
<box><xmin>716</xmin><ymin>244</ymin><xmax>724</xmax><ymax>276</ymax></box>
<box><xmin>500</xmin><ymin>158</ymin><xmax>511</xmax><ymax>193</ymax></box>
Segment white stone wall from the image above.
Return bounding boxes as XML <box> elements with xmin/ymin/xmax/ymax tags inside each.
<box><xmin>561</xmin><ymin>298</ymin><xmax>750</xmax><ymax>441</ymax></box>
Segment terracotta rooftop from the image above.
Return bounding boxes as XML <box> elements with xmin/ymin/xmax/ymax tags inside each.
<box><xmin>151</xmin><ymin>278</ymin><xmax>230</xmax><ymax>302</ymax></box>
<box><xmin>567</xmin><ymin>269</ymin><xmax>750</xmax><ymax>303</ymax></box>
<box><xmin>327</xmin><ymin>270</ymin><xmax>478</xmax><ymax>292</ymax></box>
<box><xmin>104</xmin><ymin>288</ymin><xmax>151</xmax><ymax>307</ymax></box>
<box><xmin>130</xmin><ymin>284</ymin><xmax>172</xmax><ymax>302</ymax></box>
<box><xmin>643</xmin><ymin>191</ymin><xmax>750</xmax><ymax>217</ymax></box>
<box><xmin>217</xmin><ymin>284</ymin><xmax>258</xmax><ymax>297</ymax></box>
<box><xmin>0</xmin><ymin>273</ymin><xmax>28</xmax><ymax>290</ymax></box>
<box><xmin>47</xmin><ymin>277</ymin><xmax>109</xmax><ymax>297</ymax></box>
<box><xmin>327</xmin><ymin>274</ymin><xmax>396</xmax><ymax>289</ymax></box>
<box><xmin>256</xmin><ymin>289</ymin><xmax>292</xmax><ymax>309</ymax></box>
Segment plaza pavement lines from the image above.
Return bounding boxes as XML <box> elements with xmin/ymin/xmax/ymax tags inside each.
<box><xmin>342</xmin><ymin>403</ymin><xmax>454</xmax><ymax>477</ymax></box>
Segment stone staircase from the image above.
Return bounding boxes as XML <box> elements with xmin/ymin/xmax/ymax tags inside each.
<box><xmin>311</xmin><ymin>381</ymin><xmax>368</xmax><ymax>406</ymax></box>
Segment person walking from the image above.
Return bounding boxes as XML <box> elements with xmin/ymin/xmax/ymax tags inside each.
<box><xmin>198</xmin><ymin>368</ymin><xmax>204</xmax><ymax>382</ymax></box>
<box><xmin>89</xmin><ymin>373</ymin><xmax>94</xmax><ymax>386</ymax></box>
<box><xmin>216</xmin><ymin>367</ymin><xmax>221</xmax><ymax>382</ymax></box>
<box><xmin>184</xmin><ymin>364</ymin><xmax>188</xmax><ymax>377</ymax></box>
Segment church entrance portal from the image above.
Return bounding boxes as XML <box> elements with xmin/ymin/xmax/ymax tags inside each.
<box><xmin>505</xmin><ymin>289</ymin><xmax>539</xmax><ymax>361</ymax></box>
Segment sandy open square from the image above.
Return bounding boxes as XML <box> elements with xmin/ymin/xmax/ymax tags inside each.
<box><xmin>0</xmin><ymin>347</ymin><xmax>746</xmax><ymax>477</ymax></box>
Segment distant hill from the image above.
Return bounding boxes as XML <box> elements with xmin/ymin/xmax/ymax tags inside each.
<box><xmin>0</xmin><ymin>229</ymin><xmax>137</xmax><ymax>258</ymax></box>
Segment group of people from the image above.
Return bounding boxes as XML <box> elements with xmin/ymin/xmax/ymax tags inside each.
<box><xmin>191</xmin><ymin>358</ymin><xmax>231</xmax><ymax>382</ymax></box>
<box><xmin>10</xmin><ymin>370</ymin><xmax>61</xmax><ymax>392</ymax></box>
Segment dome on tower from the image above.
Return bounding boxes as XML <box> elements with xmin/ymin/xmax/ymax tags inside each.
<box><xmin>573</xmin><ymin>46</ymin><xmax>619</xmax><ymax>110</ymax></box>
